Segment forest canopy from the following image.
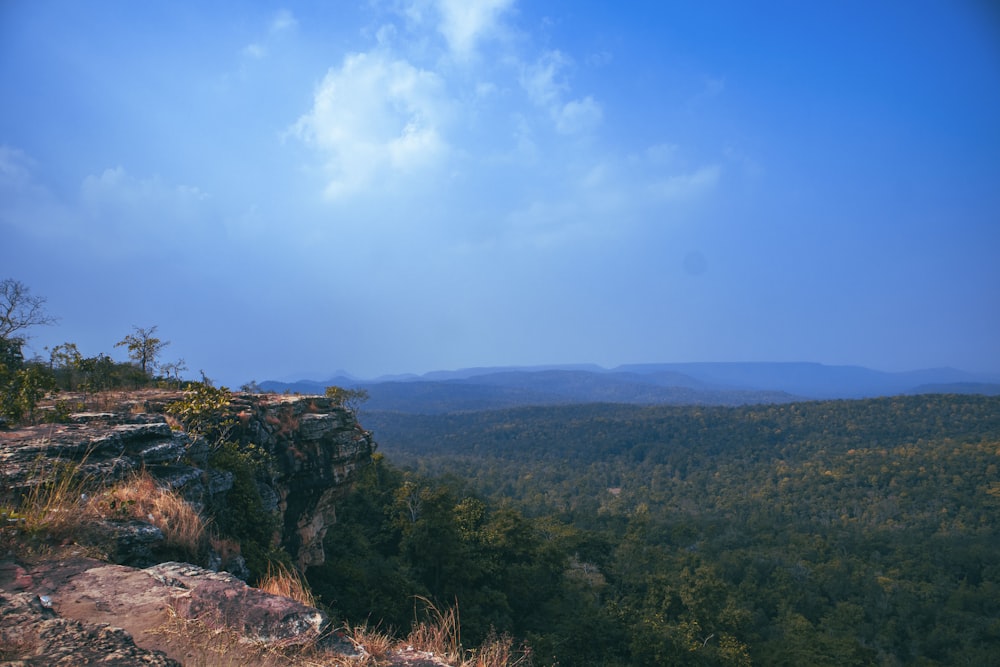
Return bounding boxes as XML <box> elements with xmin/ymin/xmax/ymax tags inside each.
<box><xmin>325</xmin><ymin>395</ymin><xmax>1000</xmax><ymax>665</ymax></box>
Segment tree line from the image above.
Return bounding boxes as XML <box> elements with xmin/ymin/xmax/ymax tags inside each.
<box><xmin>0</xmin><ymin>278</ymin><xmax>185</xmax><ymax>423</ymax></box>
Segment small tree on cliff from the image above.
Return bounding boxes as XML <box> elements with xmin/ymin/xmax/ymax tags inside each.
<box><xmin>325</xmin><ymin>385</ymin><xmax>369</xmax><ymax>416</ymax></box>
<box><xmin>115</xmin><ymin>325</ymin><xmax>169</xmax><ymax>376</ymax></box>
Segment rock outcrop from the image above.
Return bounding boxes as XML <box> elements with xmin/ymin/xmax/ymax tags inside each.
<box><xmin>0</xmin><ymin>557</ymin><xmax>357</xmax><ymax>664</ymax></box>
<box><xmin>0</xmin><ymin>580</ymin><xmax>182</xmax><ymax>666</ymax></box>
<box><xmin>227</xmin><ymin>394</ymin><xmax>375</xmax><ymax>569</ymax></box>
<box><xmin>0</xmin><ymin>390</ymin><xmax>375</xmax><ymax>570</ymax></box>
<box><xmin>0</xmin><ymin>390</ymin><xmax>375</xmax><ymax>663</ymax></box>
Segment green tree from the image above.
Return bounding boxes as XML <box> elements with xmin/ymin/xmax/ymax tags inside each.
<box><xmin>0</xmin><ymin>337</ymin><xmax>24</xmax><ymax>371</ymax></box>
<box><xmin>0</xmin><ymin>280</ymin><xmax>58</xmax><ymax>424</ymax></box>
<box><xmin>0</xmin><ymin>361</ymin><xmax>56</xmax><ymax>424</ymax></box>
<box><xmin>48</xmin><ymin>342</ymin><xmax>83</xmax><ymax>390</ymax></box>
<box><xmin>115</xmin><ymin>325</ymin><xmax>169</xmax><ymax>376</ymax></box>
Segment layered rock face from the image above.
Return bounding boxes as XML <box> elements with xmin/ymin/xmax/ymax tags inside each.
<box><xmin>228</xmin><ymin>393</ymin><xmax>376</xmax><ymax>568</ymax></box>
<box><xmin>0</xmin><ymin>390</ymin><xmax>374</xmax><ymax>663</ymax></box>
<box><xmin>0</xmin><ymin>391</ymin><xmax>375</xmax><ymax>570</ymax></box>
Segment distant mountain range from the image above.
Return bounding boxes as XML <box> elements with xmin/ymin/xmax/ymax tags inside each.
<box><xmin>258</xmin><ymin>362</ymin><xmax>1000</xmax><ymax>414</ymax></box>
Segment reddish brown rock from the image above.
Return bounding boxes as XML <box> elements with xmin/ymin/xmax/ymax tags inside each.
<box><xmin>1</xmin><ymin>557</ymin><xmax>358</xmax><ymax>664</ymax></box>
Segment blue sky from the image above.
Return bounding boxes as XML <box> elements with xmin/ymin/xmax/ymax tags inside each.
<box><xmin>2</xmin><ymin>1</ymin><xmax>999</xmax><ymax>386</ymax></box>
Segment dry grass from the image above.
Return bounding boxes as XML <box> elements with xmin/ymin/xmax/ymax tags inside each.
<box><xmin>339</xmin><ymin>622</ymin><xmax>395</xmax><ymax>665</ymax></box>
<box><xmin>461</xmin><ymin>631</ymin><xmax>533</xmax><ymax>667</ymax></box>
<box><xmin>405</xmin><ymin>597</ymin><xmax>533</xmax><ymax>667</ymax></box>
<box><xmin>0</xmin><ymin>462</ymin><xmax>207</xmax><ymax>563</ymax></box>
<box><xmin>148</xmin><ymin>608</ymin><xmax>385</xmax><ymax>667</ymax></box>
<box><xmin>258</xmin><ymin>561</ymin><xmax>317</xmax><ymax>608</ymax></box>
<box><xmin>98</xmin><ymin>471</ymin><xmax>207</xmax><ymax>557</ymax></box>
<box><xmin>407</xmin><ymin>596</ymin><xmax>462</xmax><ymax>663</ymax></box>
<box><xmin>0</xmin><ymin>455</ymin><xmax>100</xmax><ymax>557</ymax></box>
<box><xmin>148</xmin><ymin>607</ymin><xmax>303</xmax><ymax>667</ymax></box>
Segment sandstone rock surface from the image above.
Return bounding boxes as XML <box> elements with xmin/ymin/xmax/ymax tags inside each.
<box><xmin>0</xmin><ymin>557</ymin><xmax>354</xmax><ymax>664</ymax></box>
<box><xmin>0</xmin><ymin>587</ymin><xmax>181</xmax><ymax>666</ymax></box>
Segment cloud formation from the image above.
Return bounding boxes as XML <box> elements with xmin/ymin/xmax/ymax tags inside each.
<box><xmin>648</xmin><ymin>165</ymin><xmax>721</xmax><ymax>201</ymax></box>
<box><xmin>519</xmin><ymin>51</ymin><xmax>603</xmax><ymax>135</ymax></box>
<box><xmin>434</xmin><ymin>0</ymin><xmax>513</xmax><ymax>59</ymax></box>
<box><xmin>291</xmin><ymin>51</ymin><xmax>450</xmax><ymax>198</ymax></box>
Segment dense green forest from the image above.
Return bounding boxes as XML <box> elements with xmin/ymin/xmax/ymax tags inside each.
<box><xmin>309</xmin><ymin>395</ymin><xmax>1000</xmax><ymax>665</ymax></box>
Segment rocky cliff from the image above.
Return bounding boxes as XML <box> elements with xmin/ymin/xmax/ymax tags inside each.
<box><xmin>227</xmin><ymin>393</ymin><xmax>375</xmax><ymax>569</ymax></box>
<box><xmin>0</xmin><ymin>389</ymin><xmax>375</xmax><ymax>664</ymax></box>
<box><xmin>1</xmin><ymin>390</ymin><xmax>374</xmax><ymax>569</ymax></box>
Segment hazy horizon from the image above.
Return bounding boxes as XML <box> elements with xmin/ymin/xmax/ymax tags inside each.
<box><xmin>4</xmin><ymin>2</ymin><xmax>999</xmax><ymax>388</ymax></box>
<box><xmin>268</xmin><ymin>359</ymin><xmax>1000</xmax><ymax>387</ymax></box>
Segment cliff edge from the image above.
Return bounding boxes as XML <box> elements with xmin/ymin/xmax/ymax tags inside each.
<box><xmin>0</xmin><ymin>389</ymin><xmax>375</xmax><ymax>664</ymax></box>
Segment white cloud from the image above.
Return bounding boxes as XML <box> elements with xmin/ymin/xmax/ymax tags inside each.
<box><xmin>434</xmin><ymin>0</ymin><xmax>513</xmax><ymax>59</ymax></box>
<box><xmin>644</xmin><ymin>143</ymin><xmax>679</xmax><ymax>165</ymax></box>
<box><xmin>555</xmin><ymin>96</ymin><xmax>602</xmax><ymax>135</ymax></box>
<box><xmin>376</xmin><ymin>23</ymin><xmax>398</xmax><ymax>46</ymax></box>
<box><xmin>521</xmin><ymin>51</ymin><xmax>602</xmax><ymax>135</ymax></box>
<box><xmin>241</xmin><ymin>9</ymin><xmax>297</xmax><ymax>61</ymax></box>
<box><xmin>3</xmin><ymin>158</ymin><xmax>218</xmax><ymax>269</ymax></box>
<box><xmin>0</xmin><ymin>145</ymin><xmax>36</xmax><ymax>190</ymax></box>
<box><xmin>585</xmin><ymin>50</ymin><xmax>613</xmax><ymax>67</ymax></box>
<box><xmin>291</xmin><ymin>51</ymin><xmax>450</xmax><ymax>198</ymax></box>
<box><xmin>686</xmin><ymin>76</ymin><xmax>726</xmax><ymax>110</ymax></box>
<box><xmin>81</xmin><ymin>167</ymin><xmax>208</xmax><ymax>207</ymax></box>
<box><xmin>521</xmin><ymin>50</ymin><xmax>569</xmax><ymax>107</ymax></box>
<box><xmin>0</xmin><ymin>146</ymin><xmax>69</xmax><ymax>241</ymax></box>
<box><xmin>270</xmin><ymin>9</ymin><xmax>298</xmax><ymax>33</ymax></box>
<box><xmin>648</xmin><ymin>165</ymin><xmax>721</xmax><ymax>201</ymax></box>
<box><xmin>242</xmin><ymin>43</ymin><xmax>265</xmax><ymax>59</ymax></box>
<box><xmin>80</xmin><ymin>167</ymin><xmax>212</xmax><ymax>245</ymax></box>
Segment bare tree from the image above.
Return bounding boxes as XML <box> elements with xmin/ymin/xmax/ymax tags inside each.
<box><xmin>160</xmin><ymin>358</ymin><xmax>188</xmax><ymax>387</ymax></box>
<box><xmin>0</xmin><ymin>278</ymin><xmax>58</xmax><ymax>341</ymax></box>
<box><xmin>115</xmin><ymin>325</ymin><xmax>170</xmax><ymax>376</ymax></box>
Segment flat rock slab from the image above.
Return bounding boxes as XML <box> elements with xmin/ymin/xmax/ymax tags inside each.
<box><xmin>0</xmin><ymin>558</ymin><xmax>334</xmax><ymax>665</ymax></box>
<box><xmin>0</xmin><ymin>590</ymin><xmax>181</xmax><ymax>666</ymax></box>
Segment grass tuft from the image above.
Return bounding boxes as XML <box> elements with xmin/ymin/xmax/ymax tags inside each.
<box><xmin>407</xmin><ymin>595</ymin><xmax>462</xmax><ymax>663</ymax></box>
<box><xmin>462</xmin><ymin>630</ymin><xmax>533</xmax><ymax>667</ymax></box>
<box><xmin>340</xmin><ymin>621</ymin><xmax>395</xmax><ymax>665</ymax></box>
<box><xmin>98</xmin><ymin>471</ymin><xmax>207</xmax><ymax>558</ymax></box>
<box><xmin>257</xmin><ymin>561</ymin><xmax>317</xmax><ymax>608</ymax></box>
<box><xmin>0</xmin><ymin>453</ymin><xmax>101</xmax><ymax>558</ymax></box>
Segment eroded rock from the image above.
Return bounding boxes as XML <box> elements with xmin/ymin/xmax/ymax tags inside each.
<box><xmin>0</xmin><ymin>590</ymin><xmax>181</xmax><ymax>666</ymax></box>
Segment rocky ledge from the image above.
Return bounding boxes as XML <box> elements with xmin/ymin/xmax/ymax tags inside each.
<box><xmin>0</xmin><ymin>391</ymin><xmax>375</xmax><ymax>569</ymax></box>
<box><xmin>0</xmin><ymin>390</ymin><xmax>375</xmax><ymax>664</ymax></box>
<box><xmin>0</xmin><ymin>557</ymin><xmax>358</xmax><ymax>664</ymax></box>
